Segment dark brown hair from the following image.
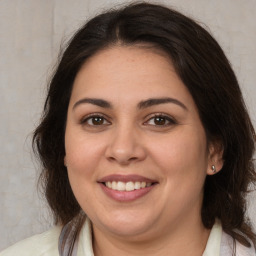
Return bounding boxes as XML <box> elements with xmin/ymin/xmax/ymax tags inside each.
<box><xmin>33</xmin><ymin>1</ymin><xmax>256</xmax><ymax>251</ymax></box>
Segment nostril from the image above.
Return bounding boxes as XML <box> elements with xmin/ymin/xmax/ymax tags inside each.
<box><xmin>107</xmin><ymin>156</ymin><xmax>139</xmax><ymax>165</ymax></box>
<box><xmin>129</xmin><ymin>157</ymin><xmax>138</xmax><ymax>161</ymax></box>
<box><xmin>107</xmin><ymin>156</ymin><xmax>116</xmax><ymax>162</ymax></box>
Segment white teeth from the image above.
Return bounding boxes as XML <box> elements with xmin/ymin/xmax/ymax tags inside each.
<box><xmin>112</xmin><ymin>181</ymin><xmax>117</xmax><ymax>190</ymax></box>
<box><xmin>126</xmin><ymin>181</ymin><xmax>134</xmax><ymax>191</ymax></box>
<box><xmin>105</xmin><ymin>181</ymin><xmax>152</xmax><ymax>191</ymax></box>
<box><xmin>117</xmin><ymin>181</ymin><xmax>126</xmax><ymax>191</ymax></box>
<box><xmin>106</xmin><ymin>181</ymin><xmax>112</xmax><ymax>188</ymax></box>
<box><xmin>134</xmin><ymin>181</ymin><xmax>140</xmax><ymax>189</ymax></box>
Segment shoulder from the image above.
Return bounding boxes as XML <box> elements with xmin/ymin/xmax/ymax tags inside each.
<box><xmin>221</xmin><ymin>231</ymin><xmax>256</xmax><ymax>256</ymax></box>
<box><xmin>0</xmin><ymin>226</ymin><xmax>62</xmax><ymax>256</ymax></box>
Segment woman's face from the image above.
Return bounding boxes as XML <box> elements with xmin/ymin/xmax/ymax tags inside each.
<box><xmin>65</xmin><ymin>46</ymin><xmax>221</xmax><ymax>241</ymax></box>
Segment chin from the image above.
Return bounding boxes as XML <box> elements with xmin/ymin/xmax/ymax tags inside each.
<box><xmin>92</xmin><ymin>211</ymin><xmax>156</xmax><ymax>239</ymax></box>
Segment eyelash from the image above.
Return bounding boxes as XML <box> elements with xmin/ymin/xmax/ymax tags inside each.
<box><xmin>80</xmin><ymin>113</ymin><xmax>110</xmax><ymax>126</ymax></box>
<box><xmin>145</xmin><ymin>113</ymin><xmax>176</xmax><ymax>126</ymax></box>
<box><xmin>80</xmin><ymin>113</ymin><xmax>176</xmax><ymax>127</ymax></box>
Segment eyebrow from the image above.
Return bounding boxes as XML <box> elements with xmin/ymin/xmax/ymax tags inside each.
<box><xmin>73</xmin><ymin>97</ymin><xmax>187</xmax><ymax>111</ymax></box>
<box><xmin>138</xmin><ymin>97</ymin><xmax>187</xmax><ymax>110</ymax></box>
<box><xmin>73</xmin><ymin>98</ymin><xmax>112</xmax><ymax>110</ymax></box>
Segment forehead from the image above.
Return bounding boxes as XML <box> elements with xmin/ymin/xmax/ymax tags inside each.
<box><xmin>70</xmin><ymin>45</ymin><xmax>195</xmax><ymax>109</ymax></box>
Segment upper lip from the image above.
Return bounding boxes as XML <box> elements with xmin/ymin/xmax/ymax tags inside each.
<box><xmin>98</xmin><ymin>174</ymin><xmax>157</xmax><ymax>183</ymax></box>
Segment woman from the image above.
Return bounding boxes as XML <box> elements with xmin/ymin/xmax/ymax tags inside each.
<box><xmin>1</xmin><ymin>2</ymin><xmax>255</xmax><ymax>256</ymax></box>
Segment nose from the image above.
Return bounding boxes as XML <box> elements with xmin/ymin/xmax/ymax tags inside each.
<box><xmin>105</xmin><ymin>125</ymin><xmax>147</xmax><ymax>165</ymax></box>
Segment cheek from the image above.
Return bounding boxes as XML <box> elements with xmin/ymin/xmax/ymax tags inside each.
<box><xmin>65</xmin><ymin>130</ymin><xmax>105</xmax><ymax>172</ymax></box>
<box><xmin>65</xmin><ymin>134</ymin><xmax>104</xmax><ymax>209</ymax></box>
<box><xmin>150</xmin><ymin>128</ymin><xmax>208</xmax><ymax>177</ymax></box>
<box><xmin>64</xmin><ymin>136</ymin><xmax>106</xmax><ymax>209</ymax></box>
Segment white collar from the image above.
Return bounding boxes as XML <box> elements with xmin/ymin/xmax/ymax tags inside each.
<box><xmin>203</xmin><ymin>219</ymin><xmax>222</xmax><ymax>256</ymax></box>
<box><xmin>77</xmin><ymin>217</ymin><xmax>94</xmax><ymax>256</ymax></box>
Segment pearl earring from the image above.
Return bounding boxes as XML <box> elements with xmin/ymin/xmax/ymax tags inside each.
<box><xmin>211</xmin><ymin>165</ymin><xmax>216</xmax><ymax>173</ymax></box>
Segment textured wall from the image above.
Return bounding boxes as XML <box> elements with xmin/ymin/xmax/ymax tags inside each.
<box><xmin>0</xmin><ymin>0</ymin><xmax>255</xmax><ymax>251</ymax></box>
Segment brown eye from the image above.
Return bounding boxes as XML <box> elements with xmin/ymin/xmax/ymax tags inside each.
<box><xmin>154</xmin><ymin>116</ymin><xmax>166</xmax><ymax>125</ymax></box>
<box><xmin>82</xmin><ymin>115</ymin><xmax>110</xmax><ymax>126</ymax></box>
<box><xmin>91</xmin><ymin>116</ymin><xmax>104</xmax><ymax>125</ymax></box>
<box><xmin>146</xmin><ymin>115</ymin><xmax>176</xmax><ymax>126</ymax></box>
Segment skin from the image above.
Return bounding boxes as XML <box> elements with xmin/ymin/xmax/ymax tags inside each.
<box><xmin>64</xmin><ymin>45</ymin><xmax>223</xmax><ymax>256</ymax></box>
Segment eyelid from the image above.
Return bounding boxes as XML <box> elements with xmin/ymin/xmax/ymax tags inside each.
<box><xmin>144</xmin><ymin>113</ymin><xmax>177</xmax><ymax>126</ymax></box>
<box><xmin>79</xmin><ymin>112</ymin><xmax>176</xmax><ymax>127</ymax></box>
<box><xmin>80</xmin><ymin>113</ymin><xmax>111</xmax><ymax>125</ymax></box>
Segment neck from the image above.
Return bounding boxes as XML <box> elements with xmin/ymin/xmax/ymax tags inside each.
<box><xmin>92</xmin><ymin>216</ymin><xmax>211</xmax><ymax>256</ymax></box>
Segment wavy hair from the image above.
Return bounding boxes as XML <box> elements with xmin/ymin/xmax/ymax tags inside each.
<box><xmin>33</xmin><ymin>2</ymin><xmax>256</xmax><ymax>252</ymax></box>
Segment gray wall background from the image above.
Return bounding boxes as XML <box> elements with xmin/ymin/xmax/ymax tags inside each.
<box><xmin>0</xmin><ymin>0</ymin><xmax>255</xmax><ymax>251</ymax></box>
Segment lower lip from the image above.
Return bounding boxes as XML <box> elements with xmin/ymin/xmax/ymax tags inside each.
<box><xmin>99</xmin><ymin>183</ymin><xmax>155</xmax><ymax>202</ymax></box>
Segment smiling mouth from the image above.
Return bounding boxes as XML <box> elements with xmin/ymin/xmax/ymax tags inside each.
<box><xmin>103</xmin><ymin>181</ymin><xmax>154</xmax><ymax>192</ymax></box>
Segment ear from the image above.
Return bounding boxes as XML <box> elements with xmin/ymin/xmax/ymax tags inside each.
<box><xmin>206</xmin><ymin>140</ymin><xmax>224</xmax><ymax>175</ymax></box>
